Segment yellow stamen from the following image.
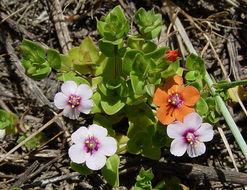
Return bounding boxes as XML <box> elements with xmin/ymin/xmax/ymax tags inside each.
<box><xmin>171</xmin><ymin>90</ymin><xmax>174</xmax><ymax>93</ymax></box>
<box><xmin>76</xmin><ymin>102</ymin><xmax>79</xmax><ymax>105</ymax></box>
<box><xmin>95</xmin><ymin>139</ymin><xmax>98</xmax><ymax>142</ymax></box>
<box><xmin>176</xmin><ymin>93</ymin><xmax>178</xmax><ymax>96</ymax></box>
<box><xmin>168</xmin><ymin>92</ymin><xmax>171</xmax><ymax>95</ymax></box>
<box><xmin>89</xmin><ymin>143</ymin><xmax>93</xmax><ymax>148</ymax></box>
<box><xmin>71</xmin><ymin>105</ymin><xmax>75</xmax><ymax>108</ymax></box>
<box><xmin>70</xmin><ymin>96</ymin><xmax>73</xmax><ymax>98</ymax></box>
<box><xmin>77</xmin><ymin>97</ymin><xmax>80</xmax><ymax>100</ymax></box>
<box><xmin>199</xmin><ymin>140</ymin><xmax>203</xmax><ymax>143</ymax></box>
<box><xmin>172</xmin><ymin>101</ymin><xmax>175</xmax><ymax>104</ymax></box>
<box><xmin>195</xmin><ymin>137</ymin><xmax>198</xmax><ymax>139</ymax></box>
<box><xmin>168</xmin><ymin>99</ymin><xmax>171</xmax><ymax>102</ymax></box>
<box><xmin>194</xmin><ymin>144</ymin><xmax>197</xmax><ymax>148</ymax></box>
<box><xmin>85</xmin><ymin>140</ymin><xmax>89</xmax><ymax>143</ymax></box>
<box><xmin>187</xmin><ymin>138</ymin><xmax>191</xmax><ymax>141</ymax></box>
<box><xmin>190</xmin><ymin>142</ymin><xmax>193</xmax><ymax>145</ymax></box>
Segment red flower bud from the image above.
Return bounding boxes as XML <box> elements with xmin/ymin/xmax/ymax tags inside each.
<box><xmin>165</xmin><ymin>50</ymin><xmax>178</xmax><ymax>62</ymax></box>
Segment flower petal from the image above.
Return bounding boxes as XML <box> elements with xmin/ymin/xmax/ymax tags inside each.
<box><xmin>71</xmin><ymin>127</ymin><xmax>89</xmax><ymax>144</ymax></box>
<box><xmin>153</xmin><ymin>87</ymin><xmax>169</xmax><ymax>106</ymax></box>
<box><xmin>63</xmin><ymin>105</ymin><xmax>80</xmax><ymax>120</ymax></box>
<box><xmin>183</xmin><ymin>112</ymin><xmax>202</xmax><ymax>130</ymax></box>
<box><xmin>86</xmin><ymin>153</ymin><xmax>106</xmax><ymax>170</ymax></box>
<box><xmin>187</xmin><ymin>142</ymin><xmax>206</xmax><ymax>158</ymax></box>
<box><xmin>100</xmin><ymin>137</ymin><xmax>117</xmax><ymax>156</ymax></box>
<box><xmin>197</xmin><ymin>123</ymin><xmax>214</xmax><ymax>142</ymax></box>
<box><xmin>167</xmin><ymin>121</ymin><xmax>185</xmax><ymax>138</ymax></box>
<box><xmin>68</xmin><ymin>144</ymin><xmax>90</xmax><ymax>164</ymax></box>
<box><xmin>78</xmin><ymin>100</ymin><xmax>93</xmax><ymax>114</ymax></box>
<box><xmin>157</xmin><ymin>106</ymin><xmax>175</xmax><ymax>125</ymax></box>
<box><xmin>54</xmin><ymin>92</ymin><xmax>68</xmax><ymax>109</ymax></box>
<box><xmin>174</xmin><ymin>105</ymin><xmax>195</xmax><ymax>123</ymax></box>
<box><xmin>61</xmin><ymin>81</ymin><xmax>77</xmax><ymax>96</ymax></box>
<box><xmin>88</xmin><ymin>124</ymin><xmax>107</xmax><ymax>138</ymax></box>
<box><xmin>170</xmin><ymin>138</ymin><xmax>187</xmax><ymax>157</ymax></box>
<box><xmin>76</xmin><ymin>84</ymin><xmax>93</xmax><ymax>100</ymax></box>
<box><xmin>165</xmin><ymin>75</ymin><xmax>183</xmax><ymax>90</ymax></box>
<box><xmin>182</xmin><ymin>86</ymin><xmax>200</xmax><ymax>106</ymax></box>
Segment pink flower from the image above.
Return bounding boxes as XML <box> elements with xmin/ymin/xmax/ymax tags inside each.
<box><xmin>68</xmin><ymin>124</ymin><xmax>117</xmax><ymax>170</ymax></box>
<box><xmin>167</xmin><ymin>112</ymin><xmax>214</xmax><ymax>158</ymax></box>
<box><xmin>54</xmin><ymin>81</ymin><xmax>93</xmax><ymax>119</ymax></box>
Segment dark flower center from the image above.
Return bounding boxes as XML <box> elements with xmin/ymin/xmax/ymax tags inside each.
<box><xmin>84</xmin><ymin>136</ymin><xmax>100</xmax><ymax>154</ymax></box>
<box><xmin>67</xmin><ymin>95</ymin><xmax>81</xmax><ymax>108</ymax></box>
<box><xmin>168</xmin><ymin>91</ymin><xmax>183</xmax><ymax>108</ymax></box>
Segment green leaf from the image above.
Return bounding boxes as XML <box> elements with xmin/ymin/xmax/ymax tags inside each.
<box><xmin>59</xmin><ymin>54</ymin><xmax>72</xmax><ymax>71</ymax></box>
<box><xmin>91</xmin><ymin>91</ymin><xmax>102</xmax><ymax>114</ymax></box>
<box><xmin>185</xmin><ymin>70</ymin><xmax>200</xmax><ymax>81</ymax></box>
<box><xmin>130</xmin><ymin>72</ymin><xmax>146</xmax><ymax>95</ymax></box>
<box><xmin>57</xmin><ymin>71</ymin><xmax>90</xmax><ymax>86</ymax></box>
<box><xmin>195</xmin><ymin>97</ymin><xmax>208</xmax><ymax>115</ymax></box>
<box><xmin>99</xmin><ymin>39</ymin><xmax>122</xmax><ymax>57</ymax></box>
<box><xmin>161</xmin><ymin>60</ymin><xmax>180</xmax><ymax>79</ymax></box>
<box><xmin>20</xmin><ymin>39</ymin><xmax>51</xmax><ymax>80</ymax></box>
<box><xmin>101</xmin><ymin>94</ymin><xmax>126</xmax><ymax>115</ymax></box>
<box><xmin>145</xmin><ymin>84</ymin><xmax>155</xmax><ymax>97</ymax></box>
<box><xmin>79</xmin><ymin>37</ymin><xmax>99</xmax><ymax>64</ymax></box>
<box><xmin>70</xmin><ymin>162</ymin><xmax>93</xmax><ymax>175</ymax></box>
<box><xmin>97</xmin><ymin>5</ymin><xmax>129</xmax><ymax>41</ymax></box>
<box><xmin>17</xmin><ymin>133</ymin><xmax>45</xmax><ymax>150</ymax></box>
<box><xmin>101</xmin><ymin>154</ymin><xmax>120</xmax><ymax>187</ymax></box>
<box><xmin>134</xmin><ymin>8</ymin><xmax>162</xmax><ymax>40</ymax></box>
<box><xmin>122</xmin><ymin>50</ymin><xmax>143</xmax><ymax>75</ymax></box>
<box><xmin>0</xmin><ymin>110</ymin><xmax>11</xmax><ymax>130</ymax></box>
<box><xmin>127</xmin><ymin>139</ymin><xmax>142</xmax><ymax>154</ymax></box>
<box><xmin>20</xmin><ymin>39</ymin><xmax>45</xmax><ymax>59</ymax></box>
<box><xmin>142</xmin><ymin>145</ymin><xmax>161</xmax><ymax>160</ymax></box>
<box><xmin>185</xmin><ymin>53</ymin><xmax>206</xmax><ymax>75</ymax></box>
<box><xmin>47</xmin><ymin>49</ymin><xmax>61</xmax><ymax>69</ymax></box>
<box><xmin>134</xmin><ymin>168</ymin><xmax>153</xmax><ymax>190</ymax></box>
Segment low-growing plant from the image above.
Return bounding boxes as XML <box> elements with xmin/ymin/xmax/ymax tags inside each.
<box><xmin>15</xmin><ymin>5</ymin><xmax>247</xmax><ymax>188</ymax></box>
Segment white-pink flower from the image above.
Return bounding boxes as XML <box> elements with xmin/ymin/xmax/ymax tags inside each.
<box><xmin>167</xmin><ymin>112</ymin><xmax>214</xmax><ymax>158</ymax></box>
<box><xmin>54</xmin><ymin>81</ymin><xmax>93</xmax><ymax>120</ymax></box>
<box><xmin>68</xmin><ymin>124</ymin><xmax>117</xmax><ymax>170</ymax></box>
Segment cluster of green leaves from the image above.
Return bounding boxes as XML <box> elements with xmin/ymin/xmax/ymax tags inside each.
<box><xmin>184</xmin><ymin>53</ymin><xmax>221</xmax><ymax>123</ymax></box>
<box><xmin>17</xmin><ymin>132</ymin><xmax>46</xmax><ymax>150</ymax></box>
<box><xmin>0</xmin><ymin>109</ymin><xmax>18</xmax><ymax>135</ymax></box>
<box><xmin>134</xmin><ymin>168</ymin><xmax>187</xmax><ymax>190</ymax></box>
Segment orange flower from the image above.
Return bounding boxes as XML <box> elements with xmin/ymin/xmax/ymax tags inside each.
<box><xmin>153</xmin><ymin>75</ymin><xmax>200</xmax><ymax>125</ymax></box>
<box><xmin>165</xmin><ymin>50</ymin><xmax>178</xmax><ymax>62</ymax></box>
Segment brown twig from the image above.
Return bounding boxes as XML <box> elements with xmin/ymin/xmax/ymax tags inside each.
<box><xmin>10</xmin><ymin>160</ymin><xmax>40</xmax><ymax>189</ymax></box>
<box><xmin>21</xmin><ymin>172</ymin><xmax>81</xmax><ymax>188</ymax></box>
<box><xmin>154</xmin><ymin>162</ymin><xmax>247</xmax><ymax>185</ymax></box>
<box><xmin>49</xmin><ymin>0</ymin><xmax>72</xmax><ymax>54</ymax></box>
<box><xmin>0</xmin><ymin>12</ymin><xmax>36</xmax><ymax>40</ymax></box>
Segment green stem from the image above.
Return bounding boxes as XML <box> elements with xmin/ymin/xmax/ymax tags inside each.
<box><xmin>204</xmin><ymin>72</ymin><xmax>247</xmax><ymax>159</ymax></box>
<box><xmin>213</xmin><ymin>79</ymin><xmax>247</xmax><ymax>90</ymax></box>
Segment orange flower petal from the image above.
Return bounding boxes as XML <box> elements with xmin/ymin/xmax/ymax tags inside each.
<box><xmin>157</xmin><ymin>106</ymin><xmax>175</xmax><ymax>125</ymax></box>
<box><xmin>174</xmin><ymin>105</ymin><xmax>195</xmax><ymax>122</ymax></box>
<box><xmin>182</xmin><ymin>86</ymin><xmax>200</xmax><ymax>106</ymax></box>
<box><xmin>153</xmin><ymin>87</ymin><xmax>169</xmax><ymax>106</ymax></box>
<box><xmin>165</xmin><ymin>75</ymin><xmax>183</xmax><ymax>90</ymax></box>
